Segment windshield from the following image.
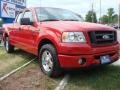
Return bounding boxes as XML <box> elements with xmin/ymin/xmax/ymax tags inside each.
<box><xmin>36</xmin><ymin>7</ymin><xmax>83</xmax><ymax>22</ymax></box>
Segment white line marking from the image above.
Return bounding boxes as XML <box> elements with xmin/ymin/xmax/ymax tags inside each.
<box><xmin>112</xmin><ymin>59</ymin><xmax>120</xmax><ymax>66</ymax></box>
<box><xmin>0</xmin><ymin>58</ymin><xmax>36</xmax><ymax>81</ymax></box>
<box><xmin>55</xmin><ymin>75</ymin><xmax>70</xmax><ymax>90</ymax></box>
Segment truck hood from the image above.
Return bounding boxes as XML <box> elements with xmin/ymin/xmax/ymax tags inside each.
<box><xmin>40</xmin><ymin>21</ymin><xmax>114</xmax><ymax>32</ymax></box>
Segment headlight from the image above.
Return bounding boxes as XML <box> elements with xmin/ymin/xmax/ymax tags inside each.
<box><xmin>62</xmin><ymin>32</ymin><xmax>86</xmax><ymax>42</ymax></box>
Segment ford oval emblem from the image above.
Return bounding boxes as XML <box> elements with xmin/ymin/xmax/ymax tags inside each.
<box><xmin>102</xmin><ymin>35</ymin><xmax>110</xmax><ymax>39</ymax></box>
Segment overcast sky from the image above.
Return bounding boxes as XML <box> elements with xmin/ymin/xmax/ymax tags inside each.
<box><xmin>27</xmin><ymin>0</ymin><xmax>120</xmax><ymax>18</ymax></box>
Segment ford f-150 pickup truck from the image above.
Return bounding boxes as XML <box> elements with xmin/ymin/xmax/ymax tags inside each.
<box><xmin>3</xmin><ymin>7</ymin><xmax>120</xmax><ymax>77</ymax></box>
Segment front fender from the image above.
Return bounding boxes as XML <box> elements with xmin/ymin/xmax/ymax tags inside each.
<box><xmin>36</xmin><ymin>29</ymin><xmax>62</xmax><ymax>54</ymax></box>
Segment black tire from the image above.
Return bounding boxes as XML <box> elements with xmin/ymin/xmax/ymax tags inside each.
<box><xmin>39</xmin><ymin>44</ymin><xmax>62</xmax><ymax>77</ymax></box>
<box><xmin>4</xmin><ymin>37</ymin><xmax>14</xmax><ymax>53</ymax></box>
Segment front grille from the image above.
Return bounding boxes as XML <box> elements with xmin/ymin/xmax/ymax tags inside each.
<box><xmin>88</xmin><ymin>31</ymin><xmax>117</xmax><ymax>45</ymax></box>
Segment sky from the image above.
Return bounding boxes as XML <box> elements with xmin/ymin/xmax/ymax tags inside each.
<box><xmin>27</xmin><ymin>0</ymin><xmax>120</xmax><ymax>19</ymax></box>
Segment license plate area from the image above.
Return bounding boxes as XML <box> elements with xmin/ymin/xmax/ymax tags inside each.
<box><xmin>100</xmin><ymin>55</ymin><xmax>111</xmax><ymax>64</ymax></box>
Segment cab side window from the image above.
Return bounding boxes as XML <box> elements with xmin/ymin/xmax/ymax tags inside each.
<box><xmin>23</xmin><ymin>11</ymin><xmax>33</xmax><ymax>22</ymax></box>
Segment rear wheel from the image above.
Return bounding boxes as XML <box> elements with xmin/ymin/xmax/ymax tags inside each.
<box><xmin>39</xmin><ymin>44</ymin><xmax>62</xmax><ymax>77</ymax></box>
<box><xmin>4</xmin><ymin>37</ymin><xmax>14</xmax><ymax>53</ymax></box>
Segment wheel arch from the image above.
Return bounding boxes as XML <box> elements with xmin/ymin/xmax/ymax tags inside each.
<box><xmin>38</xmin><ymin>38</ymin><xmax>59</xmax><ymax>55</ymax></box>
<box><xmin>3</xmin><ymin>32</ymin><xmax>8</xmax><ymax>41</ymax></box>
<box><xmin>3</xmin><ymin>27</ymin><xmax>9</xmax><ymax>41</ymax></box>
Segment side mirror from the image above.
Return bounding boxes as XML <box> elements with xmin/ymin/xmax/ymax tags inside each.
<box><xmin>20</xmin><ymin>18</ymin><xmax>33</xmax><ymax>25</ymax></box>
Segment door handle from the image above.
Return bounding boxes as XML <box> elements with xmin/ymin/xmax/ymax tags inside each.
<box><xmin>35</xmin><ymin>29</ymin><xmax>40</xmax><ymax>32</ymax></box>
<box><xmin>31</xmin><ymin>29</ymin><xmax>40</xmax><ymax>33</ymax></box>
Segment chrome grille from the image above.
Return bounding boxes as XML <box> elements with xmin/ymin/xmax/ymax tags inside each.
<box><xmin>88</xmin><ymin>31</ymin><xmax>117</xmax><ymax>45</ymax></box>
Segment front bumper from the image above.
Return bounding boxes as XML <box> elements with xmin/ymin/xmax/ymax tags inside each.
<box><xmin>58</xmin><ymin>50</ymin><xmax>119</xmax><ymax>68</ymax></box>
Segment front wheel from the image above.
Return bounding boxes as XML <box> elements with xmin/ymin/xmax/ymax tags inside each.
<box><xmin>39</xmin><ymin>44</ymin><xmax>62</xmax><ymax>77</ymax></box>
<box><xmin>4</xmin><ymin>37</ymin><xmax>14</xmax><ymax>53</ymax></box>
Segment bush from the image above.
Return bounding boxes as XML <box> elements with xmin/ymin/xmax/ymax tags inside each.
<box><xmin>0</xmin><ymin>18</ymin><xmax>3</xmax><ymax>27</ymax></box>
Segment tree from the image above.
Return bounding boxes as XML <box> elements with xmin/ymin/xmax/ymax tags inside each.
<box><xmin>100</xmin><ymin>15</ymin><xmax>108</xmax><ymax>24</ymax></box>
<box><xmin>85</xmin><ymin>11</ymin><xmax>97</xmax><ymax>23</ymax></box>
<box><xmin>107</xmin><ymin>8</ymin><xmax>115</xmax><ymax>24</ymax></box>
<box><xmin>100</xmin><ymin>8</ymin><xmax>118</xmax><ymax>24</ymax></box>
<box><xmin>112</xmin><ymin>14</ymin><xmax>118</xmax><ymax>23</ymax></box>
<box><xmin>0</xmin><ymin>18</ymin><xmax>3</xmax><ymax>27</ymax></box>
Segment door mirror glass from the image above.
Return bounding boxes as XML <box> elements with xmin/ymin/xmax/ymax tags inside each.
<box><xmin>20</xmin><ymin>18</ymin><xmax>33</xmax><ymax>25</ymax></box>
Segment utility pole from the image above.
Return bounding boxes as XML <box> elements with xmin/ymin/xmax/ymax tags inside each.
<box><xmin>92</xmin><ymin>2</ymin><xmax>94</xmax><ymax>23</ymax></box>
<box><xmin>99</xmin><ymin>0</ymin><xmax>102</xmax><ymax>23</ymax></box>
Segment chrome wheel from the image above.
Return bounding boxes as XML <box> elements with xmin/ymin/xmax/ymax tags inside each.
<box><xmin>41</xmin><ymin>50</ymin><xmax>53</xmax><ymax>72</ymax></box>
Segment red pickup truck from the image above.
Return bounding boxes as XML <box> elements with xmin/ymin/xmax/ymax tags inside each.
<box><xmin>3</xmin><ymin>7</ymin><xmax>119</xmax><ymax>77</ymax></box>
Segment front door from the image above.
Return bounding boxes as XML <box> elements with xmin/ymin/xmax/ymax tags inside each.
<box><xmin>19</xmin><ymin>10</ymin><xmax>37</xmax><ymax>54</ymax></box>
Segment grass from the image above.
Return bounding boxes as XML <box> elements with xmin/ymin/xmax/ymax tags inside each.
<box><xmin>0</xmin><ymin>46</ymin><xmax>62</xmax><ymax>90</ymax></box>
<box><xmin>64</xmin><ymin>30</ymin><xmax>120</xmax><ymax>90</ymax></box>
<box><xmin>0</xmin><ymin>47</ymin><xmax>35</xmax><ymax>77</ymax></box>
<box><xmin>65</xmin><ymin>66</ymin><xmax>120</xmax><ymax>90</ymax></box>
<box><xmin>1</xmin><ymin>42</ymin><xmax>119</xmax><ymax>90</ymax></box>
<box><xmin>14</xmin><ymin>63</ymin><xmax>62</xmax><ymax>90</ymax></box>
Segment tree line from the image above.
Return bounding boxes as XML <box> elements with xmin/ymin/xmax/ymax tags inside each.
<box><xmin>85</xmin><ymin>8</ymin><xmax>120</xmax><ymax>24</ymax></box>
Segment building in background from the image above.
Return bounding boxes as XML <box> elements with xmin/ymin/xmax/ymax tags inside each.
<box><xmin>0</xmin><ymin>0</ymin><xmax>26</xmax><ymax>24</ymax></box>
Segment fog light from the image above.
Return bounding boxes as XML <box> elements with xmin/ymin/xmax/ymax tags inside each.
<box><xmin>78</xmin><ymin>58</ymin><xmax>86</xmax><ymax>65</ymax></box>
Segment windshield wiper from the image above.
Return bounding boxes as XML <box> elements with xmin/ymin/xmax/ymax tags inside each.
<box><xmin>41</xmin><ymin>19</ymin><xmax>61</xmax><ymax>22</ymax></box>
<box><xmin>62</xmin><ymin>19</ymin><xmax>79</xmax><ymax>21</ymax></box>
<box><xmin>41</xmin><ymin>19</ymin><xmax>79</xmax><ymax>22</ymax></box>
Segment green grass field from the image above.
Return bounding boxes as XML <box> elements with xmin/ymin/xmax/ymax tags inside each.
<box><xmin>0</xmin><ymin>47</ymin><xmax>35</xmax><ymax>77</ymax></box>
<box><xmin>64</xmin><ymin>30</ymin><xmax>120</xmax><ymax>90</ymax></box>
<box><xmin>65</xmin><ymin>66</ymin><xmax>120</xmax><ymax>90</ymax></box>
<box><xmin>0</xmin><ymin>46</ymin><xmax>62</xmax><ymax>90</ymax></box>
